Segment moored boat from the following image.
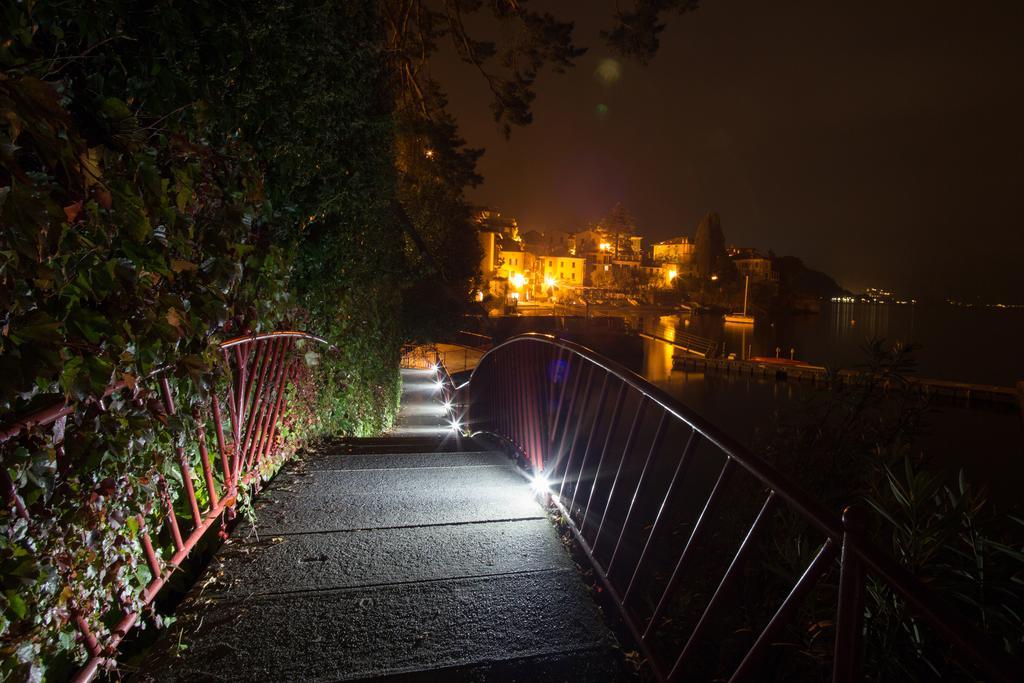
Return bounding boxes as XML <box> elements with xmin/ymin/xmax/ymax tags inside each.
<box><xmin>723</xmin><ymin>275</ymin><xmax>755</xmax><ymax>325</ymax></box>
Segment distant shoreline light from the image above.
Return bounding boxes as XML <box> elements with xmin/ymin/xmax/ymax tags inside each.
<box><xmin>830</xmin><ymin>296</ymin><xmax>1024</xmax><ymax>309</ymax></box>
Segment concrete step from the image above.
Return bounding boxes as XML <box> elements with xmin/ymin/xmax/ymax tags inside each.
<box><xmin>371</xmin><ymin>646</ymin><xmax>629</xmax><ymax>682</ymax></box>
<box><xmin>304</xmin><ymin>451</ymin><xmax>510</xmax><ymax>471</ymax></box>
<box><xmin>326</xmin><ymin>436</ymin><xmax>485</xmax><ymax>454</ymax></box>
<box><xmin>248</xmin><ymin>465</ymin><xmax>542</xmax><ymax>534</ymax></box>
<box><xmin>138</xmin><ymin>569</ymin><xmax>617</xmax><ymax>682</ymax></box>
<box><xmin>203</xmin><ymin>518</ymin><xmax>570</xmax><ymax>599</ymax></box>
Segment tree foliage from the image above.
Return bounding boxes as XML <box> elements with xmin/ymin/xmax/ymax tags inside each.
<box><xmin>602</xmin><ymin>201</ymin><xmax>639</xmax><ymax>259</ymax></box>
<box><xmin>602</xmin><ymin>0</ymin><xmax>701</xmax><ymax>64</ymax></box>
<box><xmin>692</xmin><ymin>210</ymin><xmax>734</xmax><ymax>279</ymax></box>
<box><xmin>383</xmin><ymin>0</ymin><xmax>586</xmax><ymax>138</ymax></box>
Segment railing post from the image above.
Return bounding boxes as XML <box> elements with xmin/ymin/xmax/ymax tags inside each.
<box><xmin>567</xmin><ymin>374</ymin><xmax>610</xmax><ymax>515</ymax></box>
<box><xmin>834</xmin><ymin>505</ymin><xmax>866</xmax><ymax>683</ymax></box>
<box><xmin>556</xmin><ymin>364</ymin><xmax>594</xmax><ymax>495</ymax></box>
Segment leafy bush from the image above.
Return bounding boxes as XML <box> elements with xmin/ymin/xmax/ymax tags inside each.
<box><xmin>756</xmin><ymin>341</ymin><xmax>1024</xmax><ymax>679</ymax></box>
<box><xmin>1</xmin><ymin>1</ymin><xmax>406</xmax><ymax>678</ymax></box>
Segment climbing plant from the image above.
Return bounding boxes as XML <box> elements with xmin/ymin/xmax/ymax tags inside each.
<box><xmin>0</xmin><ymin>1</ymin><xmax>404</xmax><ymax>678</ymax></box>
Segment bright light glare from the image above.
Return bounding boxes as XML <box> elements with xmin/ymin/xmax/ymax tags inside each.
<box><xmin>443</xmin><ymin>400</ymin><xmax>452</xmax><ymax>412</ymax></box>
<box><xmin>449</xmin><ymin>419</ymin><xmax>461</xmax><ymax>432</ymax></box>
<box><xmin>511</xmin><ymin>273</ymin><xmax>526</xmax><ymax>288</ymax></box>
<box><xmin>530</xmin><ymin>473</ymin><xmax>551</xmax><ymax>495</ymax></box>
<box><xmin>543</xmin><ymin>276</ymin><xmax>556</xmax><ymax>288</ymax></box>
<box><xmin>430</xmin><ymin>363</ymin><xmax>439</xmax><ymax>372</ymax></box>
<box><xmin>434</xmin><ymin>380</ymin><xmax>444</xmax><ymax>390</ymax></box>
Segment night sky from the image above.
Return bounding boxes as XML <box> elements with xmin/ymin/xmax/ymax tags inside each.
<box><xmin>434</xmin><ymin>1</ymin><xmax>1024</xmax><ymax>301</ymax></box>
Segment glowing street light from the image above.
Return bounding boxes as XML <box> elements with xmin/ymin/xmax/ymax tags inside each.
<box><xmin>599</xmin><ymin>242</ymin><xmax>611</xmax><ymax>252</ymax></box>
<box><xmin>544</xmin><ymin>276</ymin><xmax>556</xmax><ymax>288</ymax></box>
<box><xmin>530</xmin><ymin>472</ymin><xmax>551</xmax><ymax>495</ymax></box>
<box><xmin>511</xmin><ymin>272</ymin><xmax>526</xmax><ymax>288</ymax></box>
<box><xmin>710</xmin><ymin>274</ymin><xmax>719</xmax><ymax>281</ymax></box>
<box><xmin>667</xmin><ymin>269</ymin><xmax>677</xmax><ymax>281</ymax></box>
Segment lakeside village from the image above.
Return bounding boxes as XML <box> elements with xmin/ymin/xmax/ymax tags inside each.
<box><xmin>473</xmin><ymin>205</ymin><xmax>861</xmax><ymax>319</ymax></box>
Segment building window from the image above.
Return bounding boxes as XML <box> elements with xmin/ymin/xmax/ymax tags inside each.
<box><xmin>571</xmin><ymin>272</ymin><xmax>576</xmax><ymax>281</ymax></box>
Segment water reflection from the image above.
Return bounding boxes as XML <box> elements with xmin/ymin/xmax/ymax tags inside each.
<box><xmin>830</xmin><ymin>301</ymin><xmax>914</xmax><ymax>341</ymax></box>
<box><xmin>635</xmin><ymin>332</ymin><xmax>1022</xmax><ymax>504</ymax></box>
<box><xmin>627</xmin><ymin>302</ymin><xmax>1021</xmax><ymax>385</ymax></box>
<box><xmin>723</xmin><ymin>321</ymin><xmax>752</xmax><ymax>360</ymax></box>
<box><xmin>642</xmin><ymin>336</ymin><xmax>675</xmax><ymax>382</ymax></box>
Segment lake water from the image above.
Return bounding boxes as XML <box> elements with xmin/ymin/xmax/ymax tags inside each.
<box><xmin>635</xmin><ymin>302</ymin><xmax>1024</xmax><ymax>387</ymax></box>
<box><xmin>485</xmin><ymin>304</ymin><xmax>1024</xmax><ymax>497</ymax></box>
<box><xmin>632</xmin><ymin>330</ymin><xmax>1024</xmax><ymax>503</ymax></box>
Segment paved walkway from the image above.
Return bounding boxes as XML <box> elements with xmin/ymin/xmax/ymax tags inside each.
<box><xmin>139</xmin><ymin>369</ymin><xmax>623</xmax><ymax>681</ymax></box>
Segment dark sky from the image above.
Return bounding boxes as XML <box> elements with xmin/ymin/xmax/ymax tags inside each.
<box><xmin>433</xmin><ymin>0</ymin><xmax>1024</xmax><ymax>301</ymax></box>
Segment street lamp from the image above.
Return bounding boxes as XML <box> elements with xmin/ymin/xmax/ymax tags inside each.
<box><xmin>544</xmin><ymin>276</ymin><xmax>556</xmax><ymax>288</ymax></box>
<box><xmin>710</xmin><ymin>274</ymin><xmax>719</xmax><ymax>281</ymax></box>
<box><xmin>511</xmin><ymin>273</ymin><xmax>526</xmax><ymax>288</ymax></box>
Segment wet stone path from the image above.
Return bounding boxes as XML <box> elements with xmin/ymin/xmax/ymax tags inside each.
<box><xmin>138</xmin><ymin>369</ymin><xmax>624</xmax><ymax>681</ymax></box>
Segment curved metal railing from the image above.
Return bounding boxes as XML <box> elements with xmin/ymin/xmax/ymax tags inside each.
<box><xmin>456</xmin><ymin>333</ymin><xmax>1020</xmax><ymax>682</ymax></box>
<box><xmin>0</xmin><ymin>331</ymin><xmax>332</xmax><ymax>681</ymax></box>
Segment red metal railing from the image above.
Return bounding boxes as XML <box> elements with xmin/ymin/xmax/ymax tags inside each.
<box><xmin>457</xmin><ymin>333</ymin><xmax>1021</xmax><ymax>682</ymax></box>
<box><xmin>0</xmin><ymin>331</ymin><xmax>331</xmax><ymax>681</ymax></box>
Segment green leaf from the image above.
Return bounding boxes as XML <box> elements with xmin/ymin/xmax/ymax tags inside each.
<box><xmin>5</xmin><ymin>591</ymin><xmax>27</xmax><ymax>619</ymax></box>
<box><xmin>8</xmin><ymin>311</ymin><xmax>63</xmax><ymax>346</ymax></box>
<box><xmin>59</xmin><ymin>356</ymin><xmax>85</xmax><ymax>398</ymax></box>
